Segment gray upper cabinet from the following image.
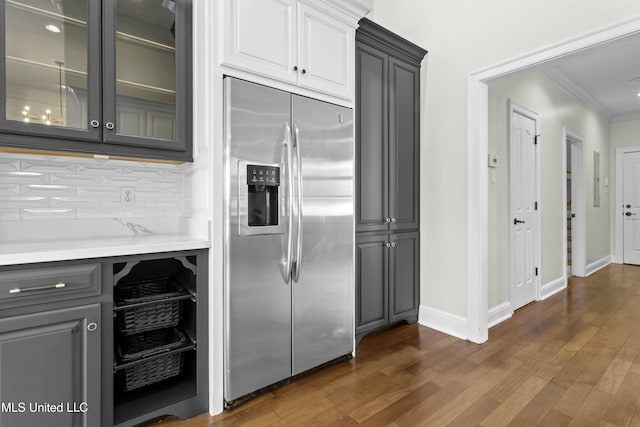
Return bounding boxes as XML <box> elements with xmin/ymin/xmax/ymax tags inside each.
<box><xmin>356</xmin><ymin>42</ymin><xmax>388</xmax><ymax>232</ymax></box>
<box><xmin>0</xmin><ymin>0</ymin><xmax>192</xmax><ymax>161</ymax></box>
<box><xmin>355</xmin><ymin>18</ymin><xmax>425</xmax><ymax>233</ymax></box>
<box><xmin>0</xmin><ymin>304</ymin><xmax>101</xmax><ymax>427</ymax></box>
<box><xmin>388</xmin><ymin>56</ymin><xmax>420</xmax><ymax>232</ymax></box>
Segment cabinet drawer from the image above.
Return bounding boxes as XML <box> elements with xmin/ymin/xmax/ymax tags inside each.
<box><xmin>0</xmin><ymin>264</ymin><xmax>101</xmax><ymax>309</ymax></box>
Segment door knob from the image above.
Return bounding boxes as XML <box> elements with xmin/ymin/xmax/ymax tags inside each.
<box><xmin>626</xmin><ymin>212</ymin><xmax>637</xmax><ymax>217</ymax></box>
<box><xmin>513</xmin><ymin>218</ymin><xmax>525</xmax><ymax>225</ymax></box>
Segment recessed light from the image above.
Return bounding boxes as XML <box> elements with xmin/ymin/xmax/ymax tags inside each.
<box><xmin>45</xmin><ymin>24</ymin><xmax>61</xmax><ymax>33</ymax></box>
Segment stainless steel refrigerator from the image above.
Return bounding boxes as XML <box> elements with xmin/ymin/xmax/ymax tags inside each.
<box><xmin>223</xmin><ymin>77</ymin><xmax>354</xmax><ymax>403</ymax></box>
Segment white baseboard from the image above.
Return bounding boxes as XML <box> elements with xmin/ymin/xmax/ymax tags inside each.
<box><xmin>540</xmin><ymin>276</ymin><xmax>566</xmax><ymax>300</ymax></box>
<box><xmin>419</xmin><ymin>305</ymin><xmax>468</xmax><ymax>340</ymax></box>
<box><xmin>488</xmin><ymin>302</ymin><xmax>512</xmax><ymax>328</ymax></box>
<box><xmin>586</xmin><ymin>255</ymin><xmax>612</xmax><ymax>276</ymax></box>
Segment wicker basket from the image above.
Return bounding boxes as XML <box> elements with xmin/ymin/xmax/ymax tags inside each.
<box><xmin>115</xmin><ymin>278</ymin><xmax>186</xmax><ymax>335</ymax></box>
<box><xmin>116</xmin><ymin>328</ymin><xmax>187</xmax><ymax>391</ymax></box>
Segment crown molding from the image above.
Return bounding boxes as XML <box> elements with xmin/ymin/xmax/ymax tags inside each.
<box><xmin>357</xmin><ymin>18</ymin><xmax>428</xmax><ymax>65</ymax></box>
<box><xmin>301</xmin><ymin>0</ymin><xmax>372</xmax><ymax>25</ymax></box>
<box><xmin>539</xmin><ymin>66</ymin><xmax>613</xmax><ymax>121</ymax></box>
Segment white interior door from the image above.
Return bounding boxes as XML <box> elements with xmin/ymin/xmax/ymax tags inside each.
<box><xmin>566</xmin><ymin>132</ymin><xmax>586</xmax><ymax>277</ymax></box>
<box><xmin>623</xmin><ymin>151</ymin><xmax>640</xmax><ymax>264</ymax></box>
<box><xmin>509</xmin><ymin>101</ymin><xmax>539</xmax><ymax>311</ymax></box>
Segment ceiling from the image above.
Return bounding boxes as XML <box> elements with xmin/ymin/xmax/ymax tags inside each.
<box><xmin>531</xmin><ymin>31</ymin><xmax>640</xmax><ymax>123</ymax></box>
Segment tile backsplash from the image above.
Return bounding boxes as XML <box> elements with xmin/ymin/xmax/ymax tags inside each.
<box><xmin>0</xmin><ymin>153</ymin><xmax>184</xmax><ymax>222</ymax></box>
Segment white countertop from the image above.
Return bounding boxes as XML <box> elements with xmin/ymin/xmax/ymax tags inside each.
<box><xmin>0</xmin><ymin>233</ymin><xmax>210</xmax><ymax>266</ymax></box>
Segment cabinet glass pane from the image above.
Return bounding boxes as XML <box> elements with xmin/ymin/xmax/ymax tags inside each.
<box><xmin>5</xmin><ymin>0</ymin><xmax>88</xmax><ymax>129</ymax></box>
<box><xmin>115</xmin><ymin>0</ymin><xmax>176</xmax><ymax>141</ymax></box>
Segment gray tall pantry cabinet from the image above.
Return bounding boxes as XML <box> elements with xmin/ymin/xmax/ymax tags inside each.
<box><xmin>355</xmin><ymin>19</ymin><xmax>427</xmax><ymax>343</ymax></box>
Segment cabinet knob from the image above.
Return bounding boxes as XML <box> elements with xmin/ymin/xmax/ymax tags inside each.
<box><xmin>105</xmin><ymin>122</ymin><xmax>115</xmax><ymax>130</ymax></box>
<box><xmin>90</xmin><ymin>120</ymin><xmax>100</xmax><ymax>128</ymax></box>
<box><xmin>391</xmin><ymin>242</ymin><xmax>396</xmax><ymax>248</ymax></box>
<box><xmin>293</xmin><ymin>65</ymin><xmax>298</xmax><ymax>71</ymax></box>
<box><xmin>385</xmin><ymin>217</ymin><xmax>391</xmax><ymax>223</ymax></box>
<box><xmin>87</xmin><ymin>322</ymin><xmax>98</xmax><ymax>332</ymax></box>
<box><xmin>391</xmin><ymin>217</ymin><xmax>397</xmax><ymax>223</ymax></box>
<box><xmin>301</xmin><ymin>69</ymin><xmax>307</xmax><ymax>74</ymax></box>
<box><xmin>385</xmin><ymin>242</ymin><xmax>391</xmax><ymax>248</ymax></box>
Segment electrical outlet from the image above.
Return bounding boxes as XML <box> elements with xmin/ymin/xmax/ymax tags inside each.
<box><xmin>121</xmin><ymin>187</ymin><xmax>135</xmax><ymax>205</ymax></box>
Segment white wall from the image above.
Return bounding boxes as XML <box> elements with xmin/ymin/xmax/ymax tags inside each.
<box><xmin>370</xmin><ymin>0</ymin><xmax>640</xmax><ymax>322</ymax></box>
<box><xmin>487</xmin><ymin>70</ymin><xmax>610</xmax><ymax>308</ymax></box>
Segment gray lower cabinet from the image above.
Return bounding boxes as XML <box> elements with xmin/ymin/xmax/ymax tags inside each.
<box><xmin>106</xmin><ymin>250</ymin><xmax>208</xmax><ymax>427</ymax></box>
<box><xmin>0</xmin><ymin>249</ymin><xmax>208</xmax><ymax>427</ymax></box>
<box><xmin>389</xmin><ymin>232</ymin><xmax>420</xmax><ymax>324</ymax></box>
<box><xmin>356</xmin><ymin>232</ymin><xmax>419</xmax><ymax>343</ymax></box>
<box><xmin>356</xmin><ymin>233</ymin><xmax>389</xmax><ymax>335</ymax></box>
<box><xmin>0</xmin><ymin>304</ymin><xmax>101</xmax><ymax>427</ymax></box>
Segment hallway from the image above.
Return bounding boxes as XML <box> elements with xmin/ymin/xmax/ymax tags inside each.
<box><xmin>156</xmin><ymin>264</ymin><xmax>640</xmax><ymax>426</ymax></box>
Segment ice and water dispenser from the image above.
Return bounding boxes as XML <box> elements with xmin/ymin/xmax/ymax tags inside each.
<box><xmin>238</xmin><ymin>162</ymin><xmax>283</xmax><ymax>236</ymax></box>
<box><xmin>247</xmin><ymin>164</ymin><xmax>280</xmax><ymax>227</ymax></box>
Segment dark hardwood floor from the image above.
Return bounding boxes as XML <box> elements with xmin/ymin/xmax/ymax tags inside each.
<box><xmin>150</xmin><ymin>264</ymin><xmax>640</xmax><ymax>426</ymax></box>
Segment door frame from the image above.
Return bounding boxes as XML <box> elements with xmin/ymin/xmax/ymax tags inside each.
<box><xmin>508</xmin><ymin>100</ymin><xmax>541</xmax><ymax>309</ymax></box>
<box><xmin>466</xmin><ymin>16</ymin><xmax>640</xmax><ymax>344</ymax></box>
<box><xmin>615</xmin><ymin>145</ymin><xmax>640</xmax><ymax>262</ymax></box>
<box><xmin>563</xmin><ymin>129</ymin><xmax>586</xmax><ymax>277</ymax></box>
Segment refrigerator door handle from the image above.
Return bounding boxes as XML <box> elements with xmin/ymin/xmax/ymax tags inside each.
<box><xmin>284</xmin><ymin>122</ymin><xmax>295</xmax><ymax>284</ymax></box>
<box><xmin>292</xmin><ymin>124</ymin><xmax>303</xmax><ymax>283</ymax></box>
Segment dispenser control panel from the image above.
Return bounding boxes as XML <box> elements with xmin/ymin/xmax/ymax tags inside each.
<box><xmin>247</xmin><ymin>165</ymin><xmax>280</xmax><ymax>186</ymax></box>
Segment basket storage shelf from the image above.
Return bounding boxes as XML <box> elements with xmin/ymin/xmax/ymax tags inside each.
<box><xmin>115</xmin><ymin>278</ymin><xmax>192</xmax><ymax>335</ymax></box>
<box><xmin>115</xmin><ymin>328</ymin><xmax>194</xmax><ymax>392</ymax></box>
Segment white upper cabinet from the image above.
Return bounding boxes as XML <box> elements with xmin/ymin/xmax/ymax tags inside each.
<box><xmin>222</xmin><ymin>0</ymin><xmax>297</xmax><ymax>84</ymax></box>
<box><xmin>296</xmin><ymin>3</ymin><xmax>353</xmax><ymax>98</ymax></box>
<box><xmin>222</xmin><ymin>0</ymin><xmax>360</xmax><ymax>100</ymax></box>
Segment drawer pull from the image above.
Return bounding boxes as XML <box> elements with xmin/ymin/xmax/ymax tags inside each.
<box><xmin>9</xmin><ymin>282</ymin><xmax>66</xmax><ymax>295</ymax></box>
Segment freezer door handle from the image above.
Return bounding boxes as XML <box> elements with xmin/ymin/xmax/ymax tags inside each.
<box><xmin>284</xmin><ymin>122</ymin><xmax>295</xmax><ymax>284</ymax></box>
<box><xmin>292</xmin><ymin>124</ymin><xmax>303</xmax><ymax>283</ymax></box>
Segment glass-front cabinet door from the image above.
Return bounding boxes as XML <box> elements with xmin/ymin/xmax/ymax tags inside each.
<box><xmin>102</xmin><ymin>0</ymin><xmax>191</xmax><ymax>152</ymax></box>
<box><xmin>0</xmin><ymin>0</ymin><xmax>101</xmax><ymax>140</ymax></box>
<box><xmin>0</xmin><ymin>0</ymin><xmax>191</xmax><ymax>160</ymax></box>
